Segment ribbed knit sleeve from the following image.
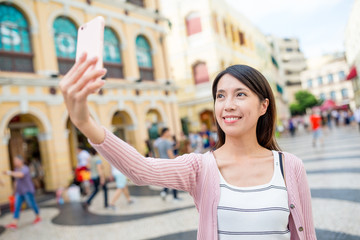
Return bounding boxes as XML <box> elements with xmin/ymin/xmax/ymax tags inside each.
<box><xmin>284</xmin><ymin>152</ymin><xmax>317</xmax><ymax>240</ymax></box>
<box><xmin>296</xmin><ymin>160</ymin><xmax>317</xmax><ymax>239</ymax></box>
<box><xmin>89</xmin><ymin>127</ymin><xmax>202</xmax><ymax>194</ymax></box>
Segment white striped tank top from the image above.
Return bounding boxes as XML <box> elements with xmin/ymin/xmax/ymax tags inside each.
<box><xmin>217</xmin><ymin>150</ymin><xmax>290</xmax><ymax>239</ymax></box>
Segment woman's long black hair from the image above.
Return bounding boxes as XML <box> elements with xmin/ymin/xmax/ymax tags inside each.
<box><xmin>212</xmin><ymin>65</ymin><xmax>281</xmax><ymax>151</ymax></box>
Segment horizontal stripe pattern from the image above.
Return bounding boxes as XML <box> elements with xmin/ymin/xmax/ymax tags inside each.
<box><xmin>217</xmin><ymin>206</ymin><xmax>290</xmax><ymax>213</ymax></box>
<box><xmin>217</xmin><ymin>151</ymin><xmax>290</xmax><ymax>239</ymax></box>
<box><xmin>220</xmin><ymin>184</ymin><xmax>287</xmax><ymax>192</ymax></box>
<box><xmin>218</xmin><ymin>229</ymin><xmax>291</xmax><ymax>235</ymax></box>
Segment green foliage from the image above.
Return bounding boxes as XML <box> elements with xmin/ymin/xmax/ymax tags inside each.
<box><xmin>290</xmin><ymin>90</ymin><xmax>320</xmax><ymax>116</ymax></box>
<box><xmin>289</xmin><ymin>103</ymin><xmax>304</xmax><ymax>116</ymax></box>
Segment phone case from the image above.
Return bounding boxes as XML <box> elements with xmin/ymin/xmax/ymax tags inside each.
<box><xmin>76</xmin><ymin>16</ymin><xmax>105</xmax><ymax>72</ymax></box>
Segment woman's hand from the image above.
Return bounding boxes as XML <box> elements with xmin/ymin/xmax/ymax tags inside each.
<box><xmin>59</xmin><ymin>53</ymin><xmax>107</xmax><ymax>144</ymax></box>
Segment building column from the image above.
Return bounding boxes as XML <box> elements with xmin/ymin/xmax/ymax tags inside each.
<box><xmin>43</xmin><ymin>107</ymin><xmax>72</xmax><ymax>190</ymax></box>
<box><xmin>34</xmin><ymin>0</ymin><xmax>59</xmax><ymax>75</ymax></box>
<box><xmin>0</xmin><ymin>137</ymin><xmax>13</xmax><ymax>205</ymax></box>
<box><xmin>133</xmin><ymin>104</ymin><xmax>148</xmax><ymax>155</ymax></box>
<box><xmin>123</xmin><ymin>25</ymin><xmax>140</xmax><ymax>81</ymax></box>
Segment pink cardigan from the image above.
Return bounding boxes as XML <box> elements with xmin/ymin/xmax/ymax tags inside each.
<box><xmin>90</xmin><ymin>127</ymin><xmax>317</xmax><ymax>240</ymax></box>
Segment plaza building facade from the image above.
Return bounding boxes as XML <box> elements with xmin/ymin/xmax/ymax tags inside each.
<box><xmin>300</xmin><ymin>53</ymin><xmax>355</xmax><ymax>110</ymax></box>
<box><xmin>159</xmin><ymin>0</ymin><xmax>289</xmax><ymax>133</ymax></box>
<box><xmin>345</xmin><ymin>0</ymin><xmax>360</xmax><ymax>107</ymax></box>
<box><xmin>268</xmin><ymin>36</ymin><xmax>306</xmax><ymax>104</ymax></box>
<box><xmin>0</xmin><ymin>0</ymin><xmax>180</xmax><ymax>205</ymax></box>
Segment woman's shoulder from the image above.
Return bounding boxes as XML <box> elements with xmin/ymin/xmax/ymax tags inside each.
<box><xmin>280</xmin><ymin>151</ymin><xmax>305</xmax><ymax>171</ymax></box>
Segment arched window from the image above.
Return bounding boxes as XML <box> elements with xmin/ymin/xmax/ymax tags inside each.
<box><xmin>136</xmin><ymin>35</ymin><xmax>154</xmax><ymax>81</ymax></box>
<box><xmin>53</xmin><ymin>17</ymin><xmax>77</xmax><ymax>75</ymax></box>
<box><xmin>186</xmin><ymin>12</ymin><xmax>202</xmax><ymax>36</ymax></box>
<box><xmin>0</xmin><ymin>4</ymin><xmax>33</xmax><ymax>72</ymax></box>
<box><xmin>193</xmin><ymin>62</ymin><xmax>209</xmax><ymax>85</ymax></box>
<box><xmin>103</xmin><ymin>27</ymin><xmax>123</xmax><ymax>79</ymax></box>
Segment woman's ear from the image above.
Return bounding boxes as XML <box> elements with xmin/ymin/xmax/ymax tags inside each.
<box><xmin>260</xmin><ymin>98</ymin><xmax>269</xmax><ymax>116</ymax></box>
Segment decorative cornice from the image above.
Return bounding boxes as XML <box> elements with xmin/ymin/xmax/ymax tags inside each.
<box><xmin>0</xmin><ymin>77</ymin><xmax>178</xmax><ymax>91</ymax></box>
<box><xmin>51</xmin><ymin>0</ymin><xmax>168</xmax><ymax>33</ymax></box>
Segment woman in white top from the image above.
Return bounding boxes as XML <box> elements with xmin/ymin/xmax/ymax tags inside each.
<box><xmin>60</xmin><ymin>54</ymin><xmax>315</xmax><ymax>239</ymax></box>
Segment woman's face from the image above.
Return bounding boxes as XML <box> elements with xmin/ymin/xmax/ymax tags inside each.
<box><xmin>214</xmin><ymin>74</ymin><xmax>269</xmax><ymax>139</ymax></box>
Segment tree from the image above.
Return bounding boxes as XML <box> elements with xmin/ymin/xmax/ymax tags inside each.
<box><xmin>290</xmin><ymin>90</ymin><xmax>320</xmax><ymax>116</ymax></box>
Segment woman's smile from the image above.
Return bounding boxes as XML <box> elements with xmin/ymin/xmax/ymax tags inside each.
<box><xmin>223</xmin><ymin>115</ymin><xmax>242</xmax><ymax>124</ymax></box>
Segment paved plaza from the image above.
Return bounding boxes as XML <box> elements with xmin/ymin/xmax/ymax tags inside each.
<box><xmin>0</xmin><ymin>125</ymin><xmax>359</xmax><ymax>240</ymax></box>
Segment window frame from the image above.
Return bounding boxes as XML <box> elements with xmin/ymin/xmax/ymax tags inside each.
<box><xmin>103</xmin><ymin>27</ymin><xmax>124</xmax><ymax>79</ymax></box>
<box><xmin>0</xmin><ymin>4</ymin><xmax>34</xmax><ymax>72</ymax></box>
<box><xmin>53</xmin><ymin>16</ymin><xmax>78</xmax><ymax>75</ymax></box>
<box><xmin>136</xmin><ymin>35</ymin><xmax>154</xmax><ymax>81</ymax></box>
<box><xmin>192</xmin><ymin>61</ymin><xmax>210</xmax><ymax>85</ymax></box>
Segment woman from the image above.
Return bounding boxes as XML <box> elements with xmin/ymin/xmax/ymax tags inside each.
<box><xmin>3</xmin><ymin>155</ymin><xmax>41</xmax><ymax>229</ymax></box>
<box><xmin>60</xmin><ymin>54</ymin><xmax>316</xmax><ymax>239</ymax></box>
<box><xmin>109</xmin><ymin>165</ymin><xmax>134</xmax><ymax>209</ymax></box>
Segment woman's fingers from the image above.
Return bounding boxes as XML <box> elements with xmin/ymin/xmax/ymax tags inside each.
<box><xmin>60</xmin><ymin>54</ymin><xmax>97</xmax><ymax>93</ymax></box>
<box><xmin>70</xmin><ymin>56</ymin><xmax>99</xmax><ymax>85</ymax></box>
<box><xmin>77</xmin><ymin>78</ymin><xmax>106</xmax><ymax>100</ymax></box>
<box><xmin>67</xmin><ymin>68</ymin><xmax>106</xmax><ymax>97</ymax></box>
<box><xmin>59</xmin><ymin>53</ymin><xmax>87</xmax><ymax>90</ymax></box>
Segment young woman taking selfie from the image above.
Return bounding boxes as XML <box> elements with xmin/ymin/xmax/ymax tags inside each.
<box><xmin>60</xmin><ymin>54</ymin><xmax>316</xmax><ymax>240</ymax></box>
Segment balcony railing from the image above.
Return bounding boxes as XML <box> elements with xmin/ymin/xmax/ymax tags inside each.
<box><xmin>139</xmin><ymin>67</ymin><xmax>154</xmax><ymax>81</ymax></box>
<box><xmin>0</xmin><ymin>51</ymin><xmax>34</xmax><ymax>72</ymax></box>
<box><xmin>58</xmin><ymin>57</ymin><xmax>75</xmax><ymax>76</ymax></box>
<box><xmin>104</xmin><ymin>63</ymin><xmax>124</xmax><ymax>79</ymax></box>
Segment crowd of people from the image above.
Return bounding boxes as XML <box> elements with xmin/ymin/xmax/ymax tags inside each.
<box><xmin>145</xmin><ymin>123</ymin><xmax>218</xmax><ymax>201</ymax></box>
<box><xmin>283</xmin><ymin>107</ymin><xmax>360</xmax><ymax>137</ymax></box>
<box><xmin>73</xmin><ymin>146</ymin><xmax>134</xmax><ymax>210</ymax></box>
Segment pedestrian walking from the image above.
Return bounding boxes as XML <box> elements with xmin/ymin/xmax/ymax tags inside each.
<box><xmin>355</xmin><ymin>106</ymin><xmax>360</xmax><ymax>132</ymax></box>
<box><xmin>178</xmin><ymin>132</ymin><xmax>192</xmax><ymax>156</ymax></box>
<box><xmin>76</xmin><ymin>146</ymin><xmax>91</xmax><ymax>195</ymax></box>
<box><xmin>154</xmin><ymin>128</ymin><xmax>181</xmax><ymax>202</ymax></box>
<box><xmin>288</xmin><ymin>118</ymin><xmax>296</xmax><ymax>137</ymax></box>
<box><xmin>109</xmin><ymin>166</ymin><xmax>133</xmax><ymax>209</ymax></box>
<box><xmin>82</xmin><ymin>148</ymin><xmax>108</xmax><ymax>209</ymax></box>
<box><xmin>310</xmin><ymin>108</ymin><xmax>323</xmax><ymax>147</ymax></box>
<box><xmin>29</xmin><ymin>155</ymin><xmax>44</xmax><ymax>193</ymax></box>
<box><xmin>60</xmin><ymin>56</ymin><xmax>316</xmax><ymax>239</ymax></box>
<box><xmin>332</xmin><ymin>109</ymin><xmax>340</xmax><ymax>127</ymax></box>
<box><xmin>3</xmin><ymin>155</ymin><xmax>41</xmax><ymax>229</ymax></box>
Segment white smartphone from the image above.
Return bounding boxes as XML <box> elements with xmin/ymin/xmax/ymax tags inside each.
<box><xmin>76</xmin><ymin>16</ymin><xmax>105</xmax><ymax>73</ymax></box>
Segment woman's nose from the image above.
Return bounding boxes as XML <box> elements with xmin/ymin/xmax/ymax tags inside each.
<box><xmin>224</xmin><ymin>98</ymin><xmax>236</xmax><ymax>111</ymax></box>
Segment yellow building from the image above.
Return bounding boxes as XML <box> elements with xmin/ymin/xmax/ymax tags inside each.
<box><xmin>160</xmin><ymin>0</ymin><xmax>288</xmax><ymax>132</ymax></box>
<box><xmin>0</xmin><ymin>0</ymin><xmax>181</xmax><ymax>205</ymax></box>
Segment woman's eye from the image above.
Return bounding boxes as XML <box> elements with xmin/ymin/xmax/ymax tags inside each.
<box><xmin>216</xmin><ymin>93</ymin><xmax>224</xmax><ymax>99</ymax></box>
<box><xmin>237</xmin><ymin>92</ymin><xmax>246</xmax><ymax>97</ymax></box>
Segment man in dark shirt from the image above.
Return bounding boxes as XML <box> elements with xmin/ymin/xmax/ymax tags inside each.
<box><xmin>154</xmin><ymin>128</ymin><xmax>181</xmax><ymax>202</ymax></box>
<box><xmin>3</xmin><ymin>155</ymin><xmax>41</xmax><ymax>229</ymax></box>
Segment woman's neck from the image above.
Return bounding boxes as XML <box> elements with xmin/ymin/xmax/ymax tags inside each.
<box><xmin>216</xmin><ymin>128</ymin><xmax>267</xmax><ymax>161</ymax></box>
<box><xmin>224</xmin><ymin>136</ymin><xmax>261</xmax><ymax>155</ymax></box>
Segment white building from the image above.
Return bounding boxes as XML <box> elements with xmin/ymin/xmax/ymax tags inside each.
<box><xmin>345</xmin><ymin>0</ymin><xmax>360</xmax><ymax>107</ymax></box>
<box><xmin>269</xmin><ymin>37</ymin><xmax>306</xmax><ymax>103</ymax></box>
<box><xmin>160</xmin><ymin>0</ymin><xmax>289</xmax><ymax>131</ymax></box>
<box><xmin>300</xmin><ymin>53</ymin><xmax>355</xmax><ymax>110</ymax></box>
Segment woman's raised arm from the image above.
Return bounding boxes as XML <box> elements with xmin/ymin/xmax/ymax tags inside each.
<box><xmin>59</xmin><ymin>54</ymin><xmax>202</xmax><ymax>194</ymax></box>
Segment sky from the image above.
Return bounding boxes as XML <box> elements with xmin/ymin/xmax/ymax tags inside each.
<box><xmin>225</xmin><ymin>0</ymin><xmax>354</xmax><ymax>59</ymax></box>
